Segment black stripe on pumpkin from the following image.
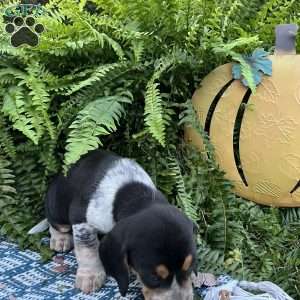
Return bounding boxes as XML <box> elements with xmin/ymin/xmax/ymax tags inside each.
<box><xmin>233</xmin><ymin>88</ymin><xmax>252</xmax><ymax>187</ymax></box>
<box><xmin>204</xmin><ymin>79</ymin><xmax>235</xmax><ymax>135</ymax></box>
<box><xmin>290</xmin><ymin>180</ymin><xmax>300</xmax><ymax>194</ymax></box>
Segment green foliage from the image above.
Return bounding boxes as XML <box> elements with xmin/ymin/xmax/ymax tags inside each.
<box><xmin>64</xmin><ymin>94</ymin><xmax>132</xmax><ymax>168</ymax></box>
<box><xmin>167</xmin><ymin>155</ymin><xmax>198</xmax><ymax>223</ymax></box>
<box><xmin>213</xmin><ymin>36</ymin><xmax>260</xmax><ymax>92</ymax></box>
<box><xmin>0</xmin><ymin>0</ymin><xmax>299</xmax><ymax>297</ymax></box>
<box><xmin>144</xmin><ymin>78</ymin><xmax>166</xmax><ymax>146</ymax></box>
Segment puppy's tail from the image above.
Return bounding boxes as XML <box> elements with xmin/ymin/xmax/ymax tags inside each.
<box><xmin>28</xmin><ymin>219</ymin><xmax>49</xmax><ymax>234</ymax></box>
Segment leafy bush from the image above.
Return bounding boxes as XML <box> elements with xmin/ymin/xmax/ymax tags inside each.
<box><xmin>0</xmin><ymin>0</ymin><xmax>299</xmax><ymax>297</ymax></box>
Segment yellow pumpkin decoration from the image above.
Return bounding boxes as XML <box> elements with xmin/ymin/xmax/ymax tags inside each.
<box><xmin>185</xmin><ymin>25</ymin><xmax>300</xmax><ymax>207</ymax></box>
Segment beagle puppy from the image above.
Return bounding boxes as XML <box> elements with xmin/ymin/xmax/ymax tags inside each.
<box><xmin>42</xmin><ymin>150</ymin><xmax>196</xmax><ymax>299</ymax></box>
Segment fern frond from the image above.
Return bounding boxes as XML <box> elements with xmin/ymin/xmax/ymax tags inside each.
<box><xmin>197</xmin><ymin>240</ymin><xmax>225</xmax><ymax>273</ymax></box>
<box><xmin>131</xmin><ymin>40</ymin><xmax>145</xmax><ymax>63</ymax></box>
<box><xmin>144</xmin><ymin>78</ymin><xmax>166</xmax><ymax>146</ymax></box>
<box><xmin>179</xmin><ymin>99</ymin><xmax>216</xmax><ymax>159</ymax></box>
<box><xmin>0</xmin><ymin>116</ymin><xmax>16</xmax><ymax>160</ymax></box>
<box><xmin>25</xmin><ymin>63</ymin><xmax>56</xmax><ymax>139</ymax></box>
<box><xmin>64</xmin><ymin>95</ymin><xmax>132</xmax><ymax>169</ymax></box>
<box><xmin>0</xmin><ymin>156</ymin><xmax>16</xmax><ymax>238</ymax></box>
<box><xmin>0</xmin><ymin>157</ymin><xmax>16</xmax><ymax>200</ymax></box>
<box><xmin>79</xmin><ymin>17</ymin><xmax>124</xmax><ymax>57</ymax></box>
<box><xmin>38</xmin><ymin>137</ymin><xmax>60</xmax><ymax>174</ymax></box>
<box><xmin>65</xmin><ymin>63</ymin><xmax>121</xmax><ymax>95</ymax></box>
<box><xmin>143</xmin><ymin>52</ymin><xmax>180</xmax><ymax>146</ymax></box>
<box><xmin>168</xmin><ymin>156</ymin><xmax>198</xmax><ymax>223</ymax></box>
<box><xmin>0</xmin><ymin>63</ymin><xmax>55</xmax><ymax>142</ymax></box>
<box><xmin>2</xmin><ymin>87</ymin><xmax>39</xmax><ymax>144</ymax></box>
<box><xmin>281</xmin><ymin>208</ymin><xmax>300</xmax><ymax>224</ymax></box>
<box><xmin>213</xmin><ymin>36</ymin><xmax>260</xmax><ymax>53</ymax></box>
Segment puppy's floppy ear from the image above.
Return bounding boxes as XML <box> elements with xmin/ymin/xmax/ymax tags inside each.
<box><xmin>99</xmin><ymin>227</ymin><xmax>129</xmax><ymax>296</ymax></box>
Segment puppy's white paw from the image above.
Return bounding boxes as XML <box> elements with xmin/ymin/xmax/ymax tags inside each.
<box><xmin>50</xmin><ymin>233</ymin><xmax>73</xmax><ymax>252</ymax></box>
<box><xmin>75</xmin><ymin>268</ymin><xmax>106</xmax><ymax>294</ymax></box>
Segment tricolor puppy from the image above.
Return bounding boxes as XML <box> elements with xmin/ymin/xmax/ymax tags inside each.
<box><xmin>31</xmin><ymin>150</ymin><xmax>196</xmax><ymax>299</ymax></box>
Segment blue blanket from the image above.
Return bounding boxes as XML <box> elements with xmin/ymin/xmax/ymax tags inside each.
<box><xmin>0</xmin><ymin>240</ymin><xmax>204</xmax><ymax>299</ymax></box>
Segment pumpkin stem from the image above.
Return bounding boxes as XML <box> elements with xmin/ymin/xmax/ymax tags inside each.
<box><xmin>275</xmin><ymin>24</ymin><xmax>298</xmax><ymax>55</ymax></box>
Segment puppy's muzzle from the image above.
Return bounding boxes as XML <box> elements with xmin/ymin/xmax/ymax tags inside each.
<box><xmin>142</xmin><ymin>278</ymin><xmax>193</xmax><ymax>300</ymax></box>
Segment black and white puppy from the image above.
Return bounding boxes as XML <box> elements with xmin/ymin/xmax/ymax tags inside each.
<box><xmin>34</xmin><ymin>150</ymin><xmax>196</xmax><ymax>299</ymax></box>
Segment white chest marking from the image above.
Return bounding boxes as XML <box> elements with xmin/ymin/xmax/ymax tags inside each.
<box><xmin>86</xmin><ymin>158</ymin><xmax>155</xmax><ymax>233</ymax></box>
